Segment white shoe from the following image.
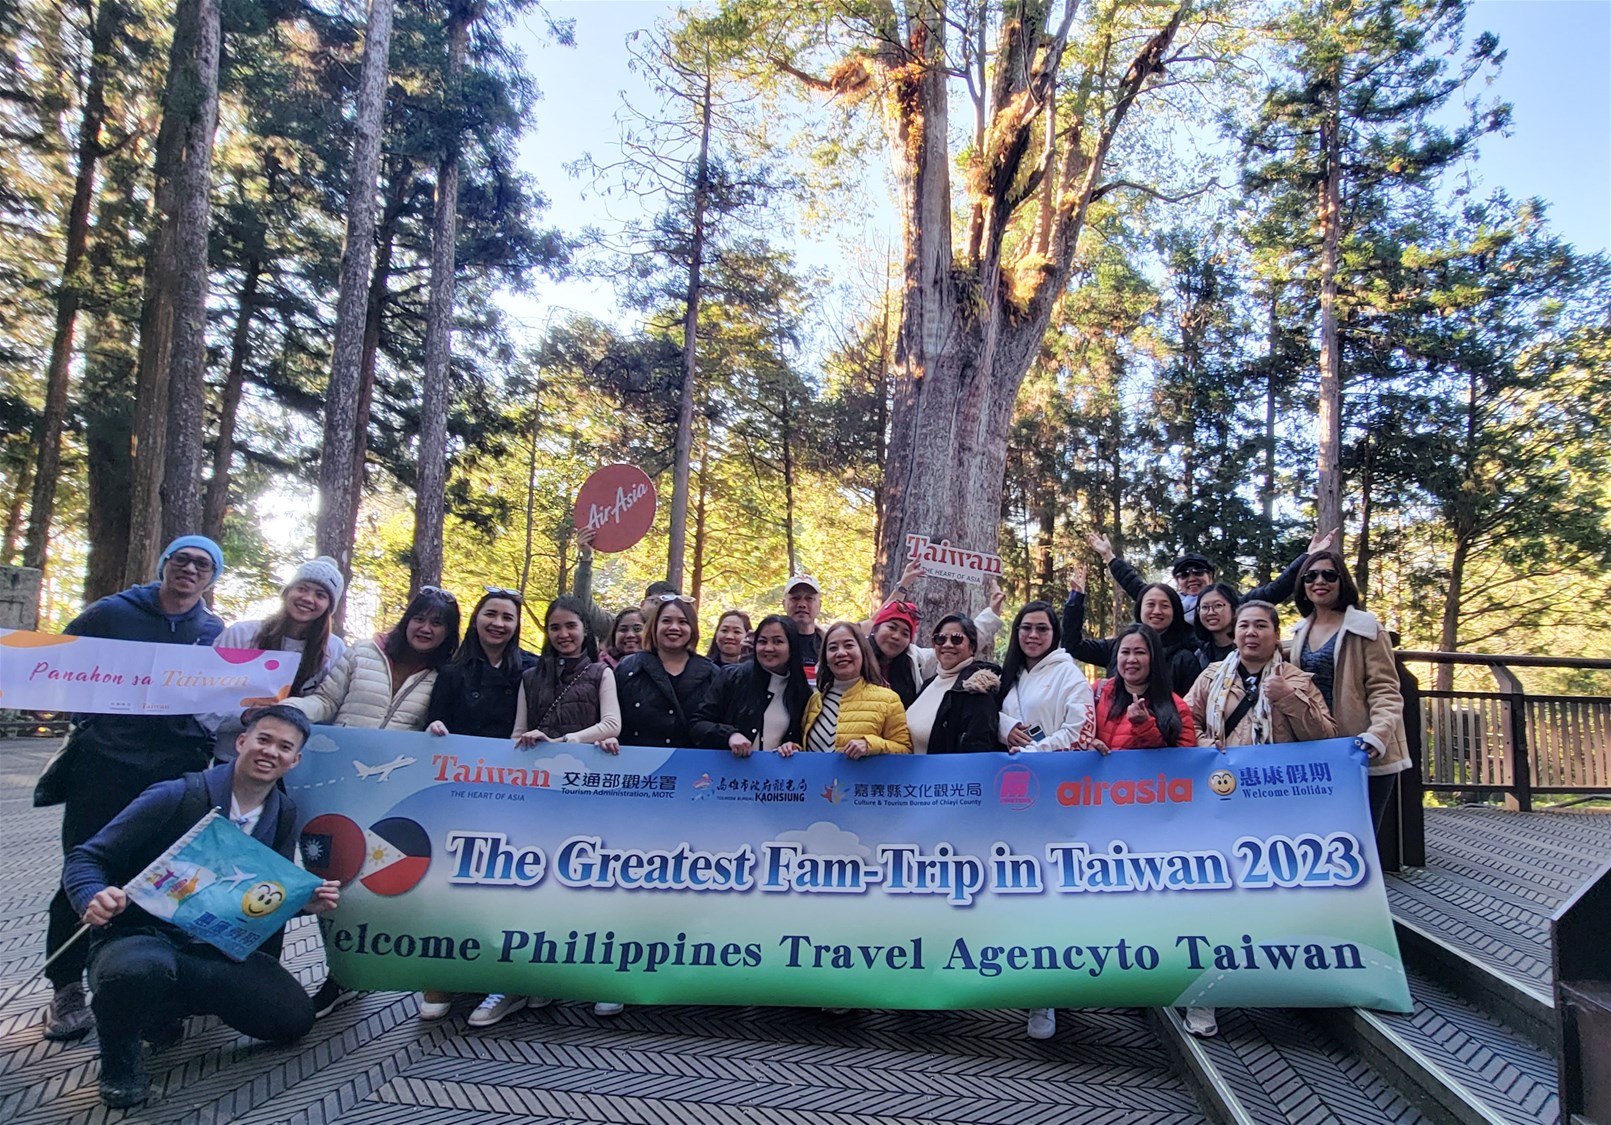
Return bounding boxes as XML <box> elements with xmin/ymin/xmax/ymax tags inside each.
<box><xmin>593</xmin><ymin>1001</ymin><xmax>624</xmax><ymax>1017</ymax></box>
<box><xmin>467</xmin><ymin>994</ymin><xmax>528</xmax><ymax>1027</ymax></box>
<box><xmin>1026</xmin><ymin>1008</ymin><xmax>1056</xmax><ymax>1040</ymax></box>
<box><xmin>418</xmin><ymin>992</ymin><xmax>455</xmax><ymax>1021</ymax></box>
<box><xmin>1184</xmin><ymin>1006</ymin><xmax>1218</xmax><ymax>1038</ymax></box>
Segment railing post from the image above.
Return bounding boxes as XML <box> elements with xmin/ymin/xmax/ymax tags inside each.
<box><xmin>1492</xmin><ymin>662</ymin><xmax>1532</xmax><ymax>813</ymax></box>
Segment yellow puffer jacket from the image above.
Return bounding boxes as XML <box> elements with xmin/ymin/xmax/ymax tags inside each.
<box><xmin>802</xmin><ymin>679</ymin><xmax>912</xmax><ymax>755</ymax></box>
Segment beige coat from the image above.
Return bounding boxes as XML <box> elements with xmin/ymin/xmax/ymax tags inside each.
<box><xmin>286</xmin><ymin>637</ymin><xmax>437</xmax><ymax>731</ymax></box>
<box><xmin>1186</xmin><ymin>659</ymin><xmax>1338</xmax><ymax>748</ymax></box>
<box><xmin>1290</xmin><ymin>607</ymin><xmax>1410</xmax><ymax>776</ymax></box>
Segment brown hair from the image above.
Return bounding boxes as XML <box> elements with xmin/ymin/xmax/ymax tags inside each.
<box><xmin>819</xmin><ymin>621</ymin><xmax>884</xmax><ymax>689</ymax></box>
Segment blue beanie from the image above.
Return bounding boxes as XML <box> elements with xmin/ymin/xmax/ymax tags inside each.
<box><xmin>157</xmin><ymin>535</ymin><xmax>225</xmax><ymax>587</ymax></box>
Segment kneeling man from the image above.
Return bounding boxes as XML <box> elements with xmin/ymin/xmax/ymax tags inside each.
<box><xmin>62</xmin><ymin>704</ymin><xmax>340</xmax><ymax>1108</ymax></box>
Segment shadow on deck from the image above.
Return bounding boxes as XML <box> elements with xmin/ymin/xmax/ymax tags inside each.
<box><xmin>1</xmin><ymin>740</ymin><xmax>1606</xmax><ymax>1124</ymax></box>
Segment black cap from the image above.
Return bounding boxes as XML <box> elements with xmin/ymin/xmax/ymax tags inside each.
<box><xmin>1171</xmin><ymin>553</ymin><xmax>1216</xmax><ymax>576</ymax></box>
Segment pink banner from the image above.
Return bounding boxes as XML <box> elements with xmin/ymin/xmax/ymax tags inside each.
<box><xmin>0</xmin><ymin>629</ymin><xmax>294</xmax><ymax>716</ymax></box>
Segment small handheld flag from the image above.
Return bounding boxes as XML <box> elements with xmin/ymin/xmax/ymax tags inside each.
<box><xmin>124</xmin><ymin>809</ymin><xmax>323</xmax><ymax>961</ymax></box>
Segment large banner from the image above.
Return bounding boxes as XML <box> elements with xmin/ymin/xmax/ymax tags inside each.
<box><xmin>0</xmin><ymin>629</ymin><xmax>293</xmax><ymax>715</ymax></box>
<box><xmin>289</xmin><ymin>730</ymin><xmax>1413</xmax><ymax>1012</ymax></box>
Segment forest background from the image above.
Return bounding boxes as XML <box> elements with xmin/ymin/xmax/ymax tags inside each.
<box><xmin>3</xmin><ymin>0</ymin><xmax>1608</xmax><ymax>692</ymax></box>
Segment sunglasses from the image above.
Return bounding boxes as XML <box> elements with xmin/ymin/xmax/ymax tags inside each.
<box><xmin>418</xmin><ymin>585</ymin><xmax>459</xmax><ymax>602</ymax></box>
<box><xmin>167</xmin><ymin>553</ymin><xmax>215</xmax><ymax>573</ymax></box>
<box><xmin>1175</xmin><ymin>566</ymin><xmax>1212</xmax><ymax>578</ymax></box>
<box><xmin>933</xmin><ymin>632</ymin><xmax>970</xmax><ymax>646</ymax></box>
<box><xmin>483</xmin><ymin>585</ymin><xmax>524</xmax><ymax>604</ymax></box>
<box><xmin>1018</xmin><ymin>623</ymin><xmax>1053</xmax><ymax>634</ymax></box>
<box><xmin>1302</xmin><ymin>569</ymin><xmax>1342</xmax><ymax>585</ymax></box>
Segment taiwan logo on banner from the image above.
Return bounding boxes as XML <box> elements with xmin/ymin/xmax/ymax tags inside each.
<box><xmin>302</xmin><ymin>814</ymin><xmax>430</xmax><ymax>896</ymax></box>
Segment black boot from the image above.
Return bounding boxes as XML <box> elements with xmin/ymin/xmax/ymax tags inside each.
<box><xmin>97</xmin><ymin>1034</ymin><xmax>149</xmax><ymax>1109</ymax></box>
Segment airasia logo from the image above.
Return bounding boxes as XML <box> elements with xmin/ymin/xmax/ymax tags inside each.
<box><xmin>1057</xmin><ymin>774</ymin><xmax>1194</xmax><ymax>806</ymax></box>
<box><xmin>574</xmin><ymin>464</ymin><xmax>657</xmax><ymax>552</ymax></box>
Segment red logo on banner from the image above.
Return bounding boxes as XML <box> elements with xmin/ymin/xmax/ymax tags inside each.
<box><xmin>575</xmin><ymin>464</ymin><xmax>657</xmax><ymax>552</ymax></box>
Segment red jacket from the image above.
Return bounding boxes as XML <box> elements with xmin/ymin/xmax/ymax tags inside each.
<box><xmin>1091</xmin><ymin>678</ymin><xmax>1197</xmax><ymax>749</ymax></box>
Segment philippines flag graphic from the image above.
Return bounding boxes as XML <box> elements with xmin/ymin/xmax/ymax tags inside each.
<box><xmin>358</xmin><ymin>817</ymin><xmax>431</xmax><ymax>896</ymax></box>
<box><xmin>300</xmin><ymin>814</ymin><xmax>366</xmax><ymax>885</ymax></box>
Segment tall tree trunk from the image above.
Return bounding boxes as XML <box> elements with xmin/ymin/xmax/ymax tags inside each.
<box><xmin>690</xmin><ymin>436</ymin><xmax>709</xmax><ymax>606</ymax></box>
<box><xmin>84</xmin><ymin>362</ymin><xmax>135</xmax><ymax>603</ymax></box>
<box><xmin>779</xmin><ymin>388</ymin><xmax>798</xmax><ymax>576</ymax></box>
<box><xmin>410</xmin><ymin>4</ymin><xmax>470</xmax><ymax>591</ymax></box>
<box><xmin>1259</xmin><ymin>287</ymin><xmax>1280</xmax><ymax>582</ymax></box>
<box><xmin>202</xmin><ymin>258</ymin><xmax>261</xmax><ymax>541</ymax></box>
<box><xmin>1354</xmin><ymin>435</ymin><xmax>1374</xmax><ymax>601</ymax></box>
<box><xmin>5</xmin><ymin>461</ymin><xmax>34</xmax><ymax>564</ymax></box>
<box><xmin>869</xmin><ymin>268</ymin><xmax>892</xmax><ymax>571</ymax></box>
<box><xmin>316</xmin><ymin>0</ymin><xmax>395</xmax><ymax>585</ymax></box>
<box><xmin>518</xmin><ymin>388</ymin><xmax>542</xmax><ymax>599</ymax></box>
<box><xmin>666</xmin><ymin>70</ymin><xmax>712</xmax><ymax>589</ymax></box>
<box><xmin>1315</xmin><ymin>77</ymin><xmax>1344</xmax><ymax>543</ymax></box>
<box><xmin>1436</xmin><ymin>535</ymin><xmax>1468</xmax><ymax>692</ymax></box>
<box><xmin>125</xmin><ymin>0</ymin><xmax>222</xmax><ymax>584</ymax></box>
<box><xmin>25</xmin><ymin>0</ymin><xmax>115</xmax><ymax>574</ymax></box>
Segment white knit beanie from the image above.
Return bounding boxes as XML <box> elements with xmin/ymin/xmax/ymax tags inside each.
<box><xmin>288</xmin><ymin>555</ymin><xmax>344</xmax><ymax>606</ymax></box>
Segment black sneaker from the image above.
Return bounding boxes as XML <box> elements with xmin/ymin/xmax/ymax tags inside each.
<box><xmin>311</xmin><ymin>978</ymin><xmax>355</xmax><ymax>1018</ymax></box>
<box><xmin>42</xmin><ymin>982</ymin><xmax>94</xmax><ymax>1041</ymax></box>
<box><xmin>97</xmin><ymin>1035</ymin><xmax>149</xmax><ymax>1109</ymax></box>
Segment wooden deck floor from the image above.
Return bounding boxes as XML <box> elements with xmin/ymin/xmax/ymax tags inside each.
<box><xmin>2</xmin><ymin>738</ymin><xmax>1607</xmax><ymax>1124</ymax></box>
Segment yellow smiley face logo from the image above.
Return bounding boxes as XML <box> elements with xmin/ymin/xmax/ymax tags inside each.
<box><xmin>1208</xmin><ymin>770</ymin><xmax>1237</xmax><ymax>797</ymax></box>
<box><xmin>242</xmin><ymin>881</ymin><xmax>286</xmax><ymax>918</ymax></box>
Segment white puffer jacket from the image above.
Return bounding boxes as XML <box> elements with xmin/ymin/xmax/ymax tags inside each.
<box><xmin>286</xmin><ymin>637</ymin><xmax>437</xmax><ymax>730</ymax></box>
<box><xmin>997</xmin><ymin>648</ymin><xmax>1096</xmax><ymax>750</ymax></box>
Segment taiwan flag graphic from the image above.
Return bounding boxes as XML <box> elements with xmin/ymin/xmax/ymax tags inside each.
<box><xmin>358</xmin><ymin>816</ymin><xmax>431</xmax><ymax>895</ymax></box>
<box><xmin>300</xmin><ymin>814</ymin><xmax>366</xmax><ymax>884</ymax></box>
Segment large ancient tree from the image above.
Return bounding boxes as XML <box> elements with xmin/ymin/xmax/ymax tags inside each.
<box><xmin>726</xmin><ymin>0</ymin><xmax>1193</xmax><ymax>616</ymax></box>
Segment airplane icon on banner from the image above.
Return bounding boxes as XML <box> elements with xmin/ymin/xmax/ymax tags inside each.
<box><xmin>353</xmin><ymin>755</ymin><xmax>416</xmax><ymax>782</ymax></box>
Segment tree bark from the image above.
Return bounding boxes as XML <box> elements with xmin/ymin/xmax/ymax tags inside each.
<box><xmin>124</xmin><ymin>0</ymin><xmax>222</xmax><ymax>584</ymax></box>
<box><xmin>4</xmin><ymin>460</ymin><xmax>34</xmax><ymax>565</ymax></box>
<box><xmin>1259</xmin><ymin>286</ymin><xmax>1280</xmax><ymax>582</ymax></box>
<box><xmin>779</xmin><ymin>386</ymin><xmax>798</xmax><ymax>576</ymax></box>
<box><xmin>691</xmin><ymin>435</ymin><xmax>709</xmax><ymax>606</ymax></box>
<box><xmin>666</xmin><ymin>69</ymin><xmax>712</xmax><ymax>589</ymax></box>
<box><xmin>1316</xmin><ymin>77</ymin><xmax>1344</xmax><ymax>544</ymax></box>
<box><xmin>410</xmin><ymin>2</ymin><xmax>470</xmax><ymax>591</ymax></box>
<box><xmin>1354</xmin><ymin>435</ymin><xmax>1373</xmax><ymax>600</ymax></box>
<box><xmin>202</xmin><ymin>257</ymin><xmax>261</xmax><ymax>542</ymax></box>
<box><xmin>1436</xmin><ymin>535</ymin><xmax>1468</xmax><ymax>692</ymax></box>
<box><xmin>25</xmin><ymin>0</ymin><xmax>114</xmax><ymax>574</ymax></box>
<box><xmin>85</xmin><ymin>388</ymin><xmax>134</xmax><ymax>602</ymax></box>
<box><xmin>315</xmin><ymin>0</ymin><xmax>395</xmax><ymax>586</ymax></box>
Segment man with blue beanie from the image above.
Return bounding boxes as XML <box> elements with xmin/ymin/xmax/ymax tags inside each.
<box><xmin>40</xmin><ymin>535</ymin><xmax>227</xmax><ymax>1041</ymax></box>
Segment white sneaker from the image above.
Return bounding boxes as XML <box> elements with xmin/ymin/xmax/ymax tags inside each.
<box><xmin>1026</xmin><ymin>1008</ymin><xmax>1056</xmax><ymax>1039</ymax></box>
<box><xmin>467</xmin><ymin>994</ymin><xmax>528</xmax><ymax>1027</ymax></box>
<box><xmin>418</xmin><ymin>992</ymin><xmax>454</xmax><ymax>1021</ymax></box>
<box><xmin>1184</xmin><ymin>1006</ymin><xmax>1218</xmax><ymax>1037</ymax></box>
<box><xmin>592</xmin><ymin>1001</ymin><xmax>625</xmax><ymax>1017</ymax></box>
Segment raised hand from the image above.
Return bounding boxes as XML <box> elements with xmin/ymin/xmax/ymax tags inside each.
<box><xmin>1086</xmin><ymin>532</ymin><xmax>1115</xmax><ymax>563</ymax></box>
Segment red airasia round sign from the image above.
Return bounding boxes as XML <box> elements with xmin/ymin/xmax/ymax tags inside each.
<box><xmin>574</xmin><ymin>464</ymin><xmax>657</xmax><ymax>553</ymax></box>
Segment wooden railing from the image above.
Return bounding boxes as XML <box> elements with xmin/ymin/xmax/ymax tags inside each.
<box><xmin>1399</xmin><ymin>651</ymin><xmax>1611</xmax><ymax>812</ymax></box>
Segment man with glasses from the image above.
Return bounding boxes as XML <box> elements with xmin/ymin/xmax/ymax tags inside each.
<box><xmin>1084</xmin><ymin>528</ymin><xmax>1336</xmax><ymax>626</ymax></box>
<box><xmin>40</xmin><ymin>535</ymin><xmax>228</xmax><ymax>1041</ymax></box>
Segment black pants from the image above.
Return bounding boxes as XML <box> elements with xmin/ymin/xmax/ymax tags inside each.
<box><xmin>87</xmin><ymin>931</ymin><xmax>313</xmax><ymax>1051</ymax></box>
<box><xmin>1368</xmin><ymin>771</ymin><xmax>1398</xmax><ymax>829</ymax></box>
<box><xmin>46</xmin><ymin>753</ymin><xmax>194</xmax><ymax>987</ymax></box>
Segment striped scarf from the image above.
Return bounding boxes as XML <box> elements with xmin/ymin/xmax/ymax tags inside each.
<box><xmin>1203</xmin><ymin>649</ymin><xmax>1284</xmax><ymax>746</ymax></box>
<box><xmin>807</xmin><ymin>682</ymin><xmax>845</xmax><ymax>752</ymax></box>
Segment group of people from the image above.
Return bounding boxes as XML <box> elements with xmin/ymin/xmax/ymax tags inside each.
<box><xmin>39</xmin><ymin>523</ymin><xmax>1410</xmax><ymax>1105</ymax></box>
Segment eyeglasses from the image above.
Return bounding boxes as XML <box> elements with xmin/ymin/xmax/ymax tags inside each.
<box><xmin>933</xmin><ymin>632</ymin><xmax>969</xmax><ymax>646</ymax></box>
<box><xmin>484</xmin><ymin>585</ymin><xmax>524</xmax><ymax>603</ymax></box>
<box><xmin>419</xmin><ymin>585</ymin><xmax>459</xmax><ymax>602</ymax></box>
<box><xmin>1175</xmin><ymin>566</ymin><xmax>1212</xmax><ymax>578</ymax></box>
<box><xmin>167</xmin><ymin>553</ymin><xmax>215</xmax><ymax>574</ymax></box>
<box><xmin>650</xmin><ymin>593</ymin><xmax>695</xmax><ymax>605</ymax></box>
<box><xmin>1302</xmin><ymin>569</ymin><xmax>1342</xmax><ymax>585</ymax></box>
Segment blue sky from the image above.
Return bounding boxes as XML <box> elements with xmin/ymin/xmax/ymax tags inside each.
<box><xmin>503</xmin><ymin>0</ymin><xmax>1611</xmax><ymax>332</ymax></box>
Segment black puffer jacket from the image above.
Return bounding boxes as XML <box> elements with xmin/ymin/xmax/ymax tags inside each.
<box><xmin>689</xmin><ymin>660</ymin><xmax>809</xmax><ymax>750</ymax></box>
<box><xmin>425</xmin><ymin>650</ymin><xmax>538</xmax><ymax>739</ymax></box>
<box><xmin>924</xmin><ymin>660</ymin><xmax>1003</xmax><ymax>755</ymax></box>
<box><xmin>615</xmin><ymin>651</ymin><xmax>717</xmax><ymax>747</ymax></box>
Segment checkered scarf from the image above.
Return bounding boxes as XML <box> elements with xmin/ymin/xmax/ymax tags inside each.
<box><xmin>1203</xmin><ymin>648</ymin><xmax>1285</xmax><ymax>746</ymax></box>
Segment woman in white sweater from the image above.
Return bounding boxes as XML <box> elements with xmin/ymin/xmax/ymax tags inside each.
<box><xmin>994</xmin><ymin>599</ymin><xmax>1095</xmax><ymax>1044</ymax></box>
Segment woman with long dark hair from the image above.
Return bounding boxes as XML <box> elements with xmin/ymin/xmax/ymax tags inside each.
<box><xmin>1089</xmin><ymin>623</ymin><xmax>1196</xmax><ymax>752</ymax></box>
<box><xmin>602</xmin><ymin>607</ymin><xmax>645</xmax><ymax>669</ymax></box>
<box><xmin>466</xmin><ymin>595</ymin><xmax>622</xmax><ymax>1030</ymax></box>
<box><xmin>996</xmin><ymin>601</ymin><xmax>1095</xmax><ymax>753</ymax></box>
<box><xmin>1063</xmin><ymin>568</ymin><xmax>1202</xmax><ymax>695</ymax></box>
<box><xmin>692</xmin><ymin>614</ymin><xmax>811</xmax><ymax>755</ymax></box>
<box><xmin>1290</xmin><ymin>551</ymin><xmax>1409</xmax><ymax>819</ymax></box>
<box><xmin>802</xmin><ymin>622</ymin><xmax>911</xmax><ymax>756</ymax></box>
<box><xmin>425</xmin><ymin>588</ymin><xmax>536</xmax><ymax>739</ymax></box>
<box><xmin>706</xmin><ymin>609</ymin><xmax>753</xmax><ymax>667</ymax></box>
<box><xmin>208</xmin><ymin>556</ymin><xmax>346</xmax><ymax>757</ymax></box>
